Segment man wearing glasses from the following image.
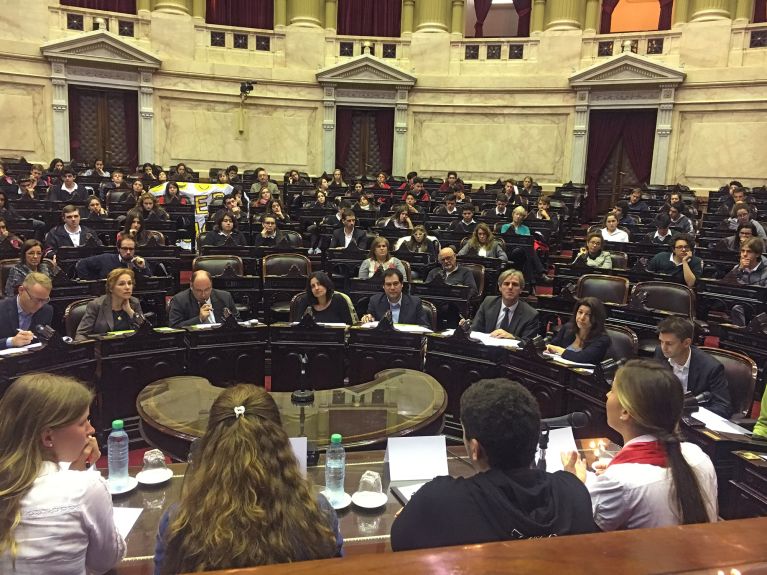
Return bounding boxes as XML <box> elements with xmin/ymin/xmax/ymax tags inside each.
<box><xmin>646</xmin><ymin>233</ymin><xmax>702</xmax><ymax>288</ymax></box>
<box><xmin>0</xmin><ymin>272</ymin><xmax>53</xmax><ymax>349</ymax></box>
<box><xmin>75</xmin><ymin>236</ymin><xmax>152</xmax><ymax>280</ymax></box>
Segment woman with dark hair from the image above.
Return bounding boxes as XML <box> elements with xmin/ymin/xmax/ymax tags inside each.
<box><xmin>293</xmin><ymin>271</ymin><xmax>355</xmax><ymax>324</ymax></box>
<box><xmin>395</xmin><ymin>224</ymin><xmax>439</xmax><ymax>257</ymax></box>
<box><xmin>0</xmin><ymin>162</ymin><xmax>15</xmax><ymax>185</ymax></box>
<box><xmin>600</xmin><ymin>212</ymin><xmax>629</xmax><ymax>243</ymax></box>
<box><xmin>158</xmin><ymin>181</ymin><xmax>187</xmax><ymax>205</ymax></box>
<box><xmin>311</xmin><ymin>189</ymin><xmax>334</xmax><ymax>210</ymax></box>
<box><xmin>116</xmin><ymin>211</ymin><xmax>150</xmax><ymax>245</ymax></box>
<box><xmin>138</xmin><ymin>193</ymin><xmax>170</xmax><ymax>221</ymax></box>
<box><xmin>572</xmin><ymin>232</ymin><xmax>612</xmax><ymax>269</ymax></box>
<box><xmin>353</xmin><ymin>193</ymin><xmax>375</xmax><ymax>213</ymax></box>
<box><xmin>157</xmin><ymin>170</ymin><xmax>168</xmax><ymax>183</ymax></box>
<box><xmin>0</xmin><ymin>373</ymin><xmax>125</xmax><ymax>573</ymax></box>
<box><xmin>206</xmin><ymin>211</ymin><xmax>247</xmax><ymax>246</ymax></box>
<box><xmin>173</xmin><ymin>163</ymin><xmax>193</xmax><ymax>182</ymax></box>
<box><xmin>458</xmin><ymin>223</ymin><xmax>508</xmax><ymax>260</ymax></box>
<box><xmin>46</xmin><ymin>158</ymin><xmax>65</xmax><ymax>185</ymax></box>
<box><xmin>267</xmin><ymin>199</ymin><xmax>291</xmax><ymax>223</ymax></box>
<box><xmin>0</xmin><ymin>190</ymin><xmax>19</xmax><ymax>221</ymax></box>
<box><xmin>5</xmin><ymin>239</ymin><xmax>59</xmax><ymax>296</ymax></box>
<box><xmin>546</xmin><ymin>296</ymin><xmax>610</xmax><ymax>364</ymax></box>
<box><xmin>358</xmin><ymin>236</ymin><xmax>406</xmax><ymax>279</ymax></box>
<box><xmin>154</xmin><ymin>384</ymin><xmax>342</xmax><ymax>574</ymax></box>
<box><xmin>562</xmin><ymin>359</ymin><xmax>717</xmax><ymax>530</ymax></box>
<box><xmin>386</xmin><ymin>205</ymin><xmax>413</xmax><ymax>230</ymax></box>
<box><xmin>83</xmin><ymin>158</ymin><xmax>109</xmax><ymax>178</ymax></box>
<box><xmin>141</xmin><ymin>163</ymin><xmax>157</xmax><ymax>184</ymax></box>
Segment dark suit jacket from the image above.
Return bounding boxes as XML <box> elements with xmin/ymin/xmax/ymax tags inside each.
<box><xmin>168</xmin><ymin>288</ymin><xmax>240</xmax><ymax>328</ymax></box>
<box><xmin>367</xmin><ymin>293</ymin><xmax>429</xmax><ymax>328</ymax></box>
<box><xmin>75</xmin><ymin>253</ymin><xmax>152</xmax><ymax>280</ymax></box>
<box><xmin>425</xmin><ymin>266</ymin><xmax>478</xmax><ymax>297</ymax></box>
<box><xmin>330</xmin><ymin>227</ymin><xmax>367</xmax><ymax>250</ymax></box>
<box><xmin>471</xmin><ymin>296</ymin><xmax>539</xmax><ymax>341</ymax></box>
<box><xmin>448</xmin><ymin>220</ymin><xmax>477</xmax><ymax>233</ymax></box>
<box><xmin>0</xmin><ymin>297</ymin><xmax>54</xmax><ymax>350</ymax></box>
<box><xmin>653</xmin><ymin>346</ymin><xmax>732</xmax><ymax>418</ymax></box>
<box><xmin>74</xmin><ymin>295</ymin><xmax>143</xmax><ymax>341</ymax></box>
<box><xmin>44</xmin><ymin>224</ymin><xmax>101</xmax><ymax>254</ymax></box>
<box><xmin>551</xmin><ymin>326</ymin><xmax>611</xmax><ymax>365</ymax></box>
<box><xmin>47</xmin><ymin>185</ymin><xmax>88</xmax><ymax>202</ymax></box>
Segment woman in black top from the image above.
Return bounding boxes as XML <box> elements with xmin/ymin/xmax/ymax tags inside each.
<box><xmin>293</xmin><ymin>271</ymin><xmax>354</xmax><ymax>324</ymax></box>
<box><xmin>546</xmin><ymin>296</ymin><xmax>610</xmax><ymax>364</ymax></box>
<box><xmin>204</xmin><ymin>211</ymin><xmax>248</xmax><ymax>247</ymax></box>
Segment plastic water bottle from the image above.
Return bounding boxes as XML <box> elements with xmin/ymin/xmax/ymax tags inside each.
<box><xmin>108</xmin><ymin>419</ymin><xmax>129</xmax><ymax>489</ymax></box>
<box><xmin>324</xmin><ymin>433</ymin><xmax>346</xmax><ymax>506</ymax></box>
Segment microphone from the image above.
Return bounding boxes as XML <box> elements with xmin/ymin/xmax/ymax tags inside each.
<box><xmin>695</xmin><ymin>391</ymin><xmax>712</xmax><ymax>405</ymax></box>
<box><xmin>34</xmin><ymin>324</ymin><xmax>55</xmax><ymax>342</ymax></box>
<box><xmin>540</xmin><ymin>412</ymin><xmax>589</xmax><ymax>429</ymax></box>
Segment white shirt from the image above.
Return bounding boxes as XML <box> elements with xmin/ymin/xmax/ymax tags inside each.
<box><xmin>601</xmin><ymin>228</ymin><xmax>629</xmax><ymax>243</ymax></box>
<box><xmin>668</xmin><ymin>348</ymin><xmax>692</xmax><ymax>392</ymax></box>
<box><xmin>201</xmin><ymin>297</ymin><xmax>216</xmax><ymax>324</ymax></box>
<box><xmin>0</xmin><ymin>461</ymin><xmax>125</xmax><ymax>575</ymax></box>
<box><xmin>654</xmin><ymin>230</ymin><xmax>672</xmax><ymax>241</ymax></box>
<box><xmin>343</xmin><ymin>229</ymin><xmax>355</xmax><ymax>248</ymax></box>
<box><xmin>495</xmin><ymin>300</ymin><xmax>519</xmax><ymax>330</ymax></box>
<box><xmin>587</xmin><ymin>435</ymin><xmax>718</xmax><ymax>531</ymax></box>
<box><xmin>66</xmin><ymin>226</ymin><xmax>82</xmax><ymax>246</ymax></box>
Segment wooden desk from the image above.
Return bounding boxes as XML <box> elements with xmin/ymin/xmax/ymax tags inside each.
<box><xmin>347</xmin><ymin>326</ymin><xmax>424</xmax><ymax>385</ymax></box>
<box><xmin>730</xmin><ymin>448</ymin><xmax>767</xmax><ymax>518</ymax></box>
<box><xmin>185</xmin><ymin>322</ymin><xmax>268</xmax><ymax>386</ymax></box>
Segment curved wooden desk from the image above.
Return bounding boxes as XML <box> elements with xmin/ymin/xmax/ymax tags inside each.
<box><xmin>137</xmin><ymin>368</ymin><xmax>447</xmax><ymax>460</ymax></box>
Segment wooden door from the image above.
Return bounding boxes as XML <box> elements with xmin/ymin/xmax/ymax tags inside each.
<box><xmin>336</xmin><ymin>107</ymin><xmax>394</xmax><ymax>179</ymax></box>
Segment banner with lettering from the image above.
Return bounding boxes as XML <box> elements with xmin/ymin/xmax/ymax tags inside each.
<box><xmin>150</xmin><ymin>182</ymin><xmax>233</xmax><ymax>234</ymax></box>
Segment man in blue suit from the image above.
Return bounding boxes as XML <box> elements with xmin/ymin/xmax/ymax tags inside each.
<box><xmin>0</xmin><ymin>272</ymin><xmax>54</xmax><ymax>350</ymax></box>
<box><xmin>360</xmin><ymin>269</ymin><xmax>430</xmax><ymax>328</ymax></box>
<box><xmin>75</xmin><ymin>236</ymin><xmax>152</xmax><ymax>280</ymax></box>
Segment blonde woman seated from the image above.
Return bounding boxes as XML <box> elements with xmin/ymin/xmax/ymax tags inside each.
<box><xmin>394</xmin><ymin>225</ymin><xmax>439</xmax><ymax>258</ymax></box>
<box><xmin>458</xmin><ymin>223</ymin><xmax>508</xmax><ymax>260</ymax></box>
<box><xmin>154</xmin><ymin>384</ymin><xmax>342</xmax><ymax>574</ymax></box>
<box><xmin>562</xmin><ymin>360</ymin><xmax>717</xmax><ymax>531</ymax></box>
<box><xmin>0</xmin><ymin>373</ymin><xmax>125</xmax><ymax>573</ymax></box>
<box><xmin>358</xmin><ymin>236</ymin><xmax>407</xmax><ymax>279</ymax></box>
<box><xmin>571</xmin><ymin>232</ymin><xmax>612</xmax><ymax>269</ymax></box>
<box><xmin>75</xmin><ymin>268</ymin><xmax>143</xmax><ymax>341</ymax></box>
<box><xmin>601</xmin><ymin>213</ymin><xmax>629</xmax><ymax>243</ymax></box>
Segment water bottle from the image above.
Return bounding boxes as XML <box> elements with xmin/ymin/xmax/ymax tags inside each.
<box><xmin>324</xmin><ymin>433</ymin><xmax>346</xmax><ymax>506</ymax></box>
<box><xmin>108</xmin><ymin>419</ymin><xmax>129</xmax><ymax>489</ymax></box>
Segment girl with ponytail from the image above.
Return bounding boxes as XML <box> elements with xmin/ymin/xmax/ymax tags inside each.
<box><xmin>562</xmin><ymin>359</ymin><xmax>717</xmax><ymax>530</ymax></box>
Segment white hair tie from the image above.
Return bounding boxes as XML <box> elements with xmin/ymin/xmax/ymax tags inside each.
<box><xmin>233</xmin><ymin>406</ymin><xmax>245</xmax><ymax>418</ymax></box>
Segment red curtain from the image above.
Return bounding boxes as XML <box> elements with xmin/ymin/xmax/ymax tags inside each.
<box><xmin>514</xmin><ymin>0</ymin><xmax>532</xmax><ymax>37</ymax></box>
<box><xmin>585</xmin><ymin>111</ymin><xmax>627</xmax><ymax>221</ymax></box>
<box><xmin>206</xmin><ymin>0</ymin><xmax>273</xmax><ymax>29</ymax></box>
<box><xmin>658</xmin><ymin>0</ymin><xmax>673</xmax><ymax>29</ymax></box>
<box><xmin>61</xmin><ymin>0</ymin><xmax>136</xmax><ymax>13</ymax></box>
<box><xmin>335</xmin><ymin>107</ymin><xmax>354</xmax><ymax>173</ymax></box>
<box><xmin>337</xmin><ymin>0</ymin><xmax>402</xmax><ymax>37</ymax></box>
<box><xmin>375</xmin><ymin>108</ymin><xmax>394</xmax><ymax>175</ymax></box>
<box><xmin>122</xmin><ymin>90</ymin><xmax>139</xmax><ymax>171</ymax></box>
<box><xmin>474</xmin><ymin>0</ymin><xmax>493</xmax><ymax>37</ymax></box>
<box><xmin>755</xmin><ymin>0</ymin><xmax>767</xmax><ymax>22</ymax></box>
<box><xmin>622</xmin><ymin>110</ymin><xmax>657</xmax><ymax>188</ymax></box>
<box><xmin>599</xmin><ymin>0</ymin><xmax>621</xmax><ymax>33</ymax></box>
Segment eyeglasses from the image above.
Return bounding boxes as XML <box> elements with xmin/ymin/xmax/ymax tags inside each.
<box><xmin>22</xmin><ymin>288</ymin><xmax>50</xmax><ymax>304</ymax></box>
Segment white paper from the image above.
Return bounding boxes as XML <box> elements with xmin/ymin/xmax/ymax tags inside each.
<box><xmin>0</xmin><ymin>342</ymin><xmax>43</xmax><ymax>357</ymax></box>
<box><xmin>543</xmin><ymin>352</ymin><xmax>595</xmax><ymax>372</ymax></box>
<box><xmin>289</xmin><ymin>437</ymin><xmax>308</xmax><ymax>477</ymax></box>
<box><xmin>290</xmin><ymin>322</ymin><xmax>346</xmax><ymax>327</ymax></box>
<box><xmin>544</xmin><ymin>427</ymin><xmax>579</xmax><ymax>472</ymax></box>
<box><xmin>393</xmin><ymin>482</ymin><xmax>426</xmax><ymax>503</ymax></box>
<box><xmin>112</xmin><ymin>507</ymin><xmax>142</xmax><ymax>540</ymax></box>
<box><xmin>385</xmin><ymin>436</ymin><xmax>448</xmax><ymax>482</ymax></box>
<box><xmin>438</xmin><ymin>329</ymin><xmax>520</xmax><ymax>348</ymax></box>
<box><xmin>691</xmin><ymin>407</ymin><xmax>750</xmax><ymax>435</ymax></box>
<box><xmin>360</xmin><ymin>321</ymin><xmax>432</xmax><ymax>334</ymax></box>
<box><xmin>191</xmin><ymin>323</ymin><xmax>221</xmax><ymax>330</ymax></box>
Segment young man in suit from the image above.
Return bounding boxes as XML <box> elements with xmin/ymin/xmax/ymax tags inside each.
<box><xmin>360</xmin><ymin>268</ymin><xmax>430</xmax><ymax>328</ymax></box>
<box><xmin>0</xmin><ymin>272</ymin><xmax>54</xmax><ymax>350</ymax></box>
<box><xmin>75</xmin><ymin>236</ymin><xmax>152</xmax><ymax>280</ymax></box>
<box><xmin>168</xmin><ymin>270</ymin><xmax>240</xmax><ymax>327</ymax></box>
<box><xmin>469</xmin><ymin>269</ymin><xmax>539</xmax><ymax>341</ymax></box>
<box><xmin>44</xmin><ymin>205</ymin><xmax>102</xmax><ymax>256</ymax></box>
<box><xmin>329</xmin><ymin>209</ymin><xmax>367</xmax><ymax>250</ymax></box>
<box><xmin>47</xmin><ymin>168</ymin><xmax>88</xmax><ymax>203</ymax></box>
<box><xmin>653</xmin><ymin>316</ymin><xmax>732</xmax><ymax>418</ymax></box>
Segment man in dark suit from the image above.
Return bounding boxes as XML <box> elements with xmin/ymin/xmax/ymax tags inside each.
<box><xmin>0</xmin><ymin>272</ymin><xmax>54</xmax><ymax>350</ymax></box>
<box><xmin>329</xmin><ymin>209</ymin><xmax>367</xmax><ymax>250</ymax></box>
<box><xmin>75</xmin><ymin>236</ymin><xmax>152</xmax><ymax>280</ymax></box>
<box><xmin>481</xmin><ymin>194</ymin><xmax>511</xmax><ymax>219</ymax></box>
<box><xmin>469</xmin><ymin>269</ymin><xmax>539</xmax><ymax>340</ymax></box>
<box><xmin>360</xmin><ymin>269</ymin><xmax>429</xmax><ymax>328</ymax></box>
<box><xmin>448</xmin><ymin>205</ymin><xmax>477</xmax><ymax>233</ymax></box>
<box><xmin>653</xmin><ymin>316</ymin><xmax>732</xmax><ymax>418</ymax></box>
<box><xmin>425</xmin><ymin>247</ymin><xmax>478</xmax><ymax>297</ymax></box>
<box><xmin>252</xmin><ymin>214</ymin><xmax>285</xmax><ymax>248</ymax></box>
<box><xmin>168</xmin><ymin>269</ymin><xmax>240</xmax><ymax>327</ymax></box>
<box><xmin>44</xmin><ymin>205</ymin><xmax>101</xmax><ymax>256</ymax></box>
<box><xmin>47</xmin><ymin>168</ymin><xmax>89</xmax><ymax>202</ymax></box>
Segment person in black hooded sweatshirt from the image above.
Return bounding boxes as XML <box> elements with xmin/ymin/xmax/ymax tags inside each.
<box><xmin>390</xmin><ymin>378</ymin><xmax>597</xmax><ymax>551</ymax></box>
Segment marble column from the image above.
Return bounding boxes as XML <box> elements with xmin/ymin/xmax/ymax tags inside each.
<box><xmin>545</xmin><ymin>0</ymin><xmax>584</xmax><ymax>30</ymax></box>
<box><xmin>531</xmin><ymin>0</ymin><xmax>546</xmax><ymax>32</ymax></box>
<box><xmin>191</xmin><ymin>0</ymin><xmax>204</xmax><ymax>19</ymax></box>
<box><xmin>402</xmin><ymin>0</ymin><xmax>415</xmax><ymax>34</ymax></box>
<box><xmin>274</xmin><ymin>0</ymin><xmax>287</xmax><ymax>27</ymax></box>
<box><xmin>734</xmin><ymin>0</ymin><xmax>754</xmax><ymax>20</ymax></box>
<box><xmin>50</xmin><ymin>59</ymin><xmax>70</xmax><ymax>162</ymax></box>
<box><xmin>137</xmin><ymin>0</ymin><xmax>151</xmax><ymax>12</ymax></box>
<box><xmin>570</xmin><ymin>89</ymin><xmax>590</xmax><ymax>184</ymax></box>
<box><xmin>450</xmin><ymin>0</ymin><xmax>465</xmax><ymax>35</ymax></box>
<box><xmin>650</xmin><ymin>85</ymin><xmax>676</xmax><ymax>185</ymax></box>
<box><xmin>138</xmin><ymin>69</ymin><xmax>156</xmax><ymax>165</ymax></box>
<box><xmin>287</xmin><ymin>0</ymin><xmax>323</xmax><ymax>27</ymax></box>
<box><xmin>322</xmin><ymin>84</ymin><xmax>336</xmax><ymax>174</ymax></box>
<box><xmin>325</xmin><ymin>0</ymin><xmax>337</xmax><ymax>31</ymax></box>
<box><xmin>672</xmin><ymin>0</ymin><xmax>690</xmax><ymax>25</ymax></box>
<box><xmin>415</xmin><ymin>0</ymin><xmax>450</xmax><ymax>32</ymax></box>
<box><xmin>151</xmin><ymin>0</ymin><xmax>191</xmax><ymax>14</ymax></box>
<box><xmin>689</xmin><ymin>0</ymin><xmax>732</xmax><ymax>20</ymax></box>
<box><xmin>584</xmin><ymin>0</ymin><xmax>600</xmax><ymax>32</ymax></box>
<box><xmin>393</xmin><ymin>88</ymin><xmax>410</xmax><ymax>176</ymax></box>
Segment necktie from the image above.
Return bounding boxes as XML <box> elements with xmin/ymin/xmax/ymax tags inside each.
<box><xmin>499</xmin><ymin>307</ymin><xmax>511</xmax><ymax>332</ymax></box>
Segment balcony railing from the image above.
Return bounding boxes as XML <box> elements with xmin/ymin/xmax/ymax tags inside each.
<box><xmin>327</xmin><ymin>35</ymin><xmax>411</xmax><ymax>64</ymax></box>
<box><xmin>582</xmin><ymin>29</ymin><xmax>682</xmax><ymax>60</ymax></box>
<box><xmin>196</xmin><ymin>22</ymin><xmax>281</xmax><ymax>54</ymax></box>
<box><xmin>50</xmin><ymin>5</ymin><xmax>145</xmax><ymax>39</ymax></box>
<box><xmin>451</xmin><ymin>37</ymin><xmax>539</xmax><ymax>63</ymax></box>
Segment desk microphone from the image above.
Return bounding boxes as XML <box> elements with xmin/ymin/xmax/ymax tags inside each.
<box><xmin>34</xmin><ymin>324</ymin><xmax>56</xmax><ymax>342</ymax></box>
<box><xmin>540</xmin><ymin>412</ymin><xmax>589</xmax><ymax>429</ymax></box>
<box><xmin>695</xmin><ymin>391</ymin><xmax>712</xmax><ymax>405</ymax></box>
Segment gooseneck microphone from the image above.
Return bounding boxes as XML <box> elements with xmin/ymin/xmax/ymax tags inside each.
<box><xmin>540</xmin><ymin>412</ymin><xmax>590</xmax><ymax>429</ymax></box>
